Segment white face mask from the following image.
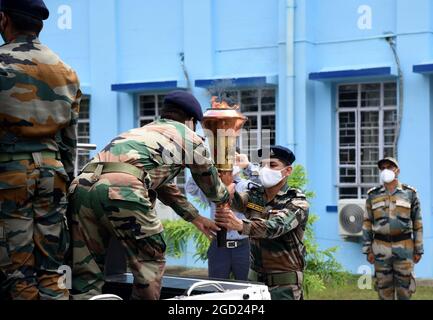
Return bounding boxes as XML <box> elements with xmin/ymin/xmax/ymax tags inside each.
<box><xmin>259</xmin><ymin>166</ymin><xmax>285</xmax><ymax>188</ymax></box>
<box><xmin>232</xmin><ymin>165</ymin><xmax>241</xmax><ymax>177</ymax></box>
<box><xmin>380</xmin><ymin>169</ymin><xmax>396</xmax><ymax>184</ymax></box>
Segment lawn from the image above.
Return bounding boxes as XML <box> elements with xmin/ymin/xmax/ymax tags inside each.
<box><xmin>166</xmin><ymin>267</ymin><xmax>433</xmax><ymax>300</ymax></box>
<box><xmin>307</xmin><ymin>275</ymin><xmax>433</xmax><ymax>300</ymax></box>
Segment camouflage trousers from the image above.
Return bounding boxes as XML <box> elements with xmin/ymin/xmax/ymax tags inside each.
<box><xmin>372</xmin><ymin>239</ymin><xmax>416</xmax><ymax>300</ymax></box>
<box><xmin>69</xmin><ymin>172</ymin><xmax>166</xmax><ymax>300</ymax></box>
<box><xmin>0</xmin><ymin>158</ymin><xmax>70</xmax><ymax>300</ymax></box>
<box><xmin>269</xmin><ymin>284</ymin><xmax>303</xmax><ymax>300</ymax></box>
<box><xmin>250</xmin><ymin>270</ymin><xmax>304</xmax><ymax>300</ymax></box>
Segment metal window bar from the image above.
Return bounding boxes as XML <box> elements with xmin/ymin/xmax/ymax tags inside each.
<box><xmin>237</xmin><ymin>88</ymin><xmax>276</xmax><ymax>153</ymax></box>
<box><xmin>337</xmin><ymin>82</ymin><xmax>397</xmax><ymax>199</ymax></box>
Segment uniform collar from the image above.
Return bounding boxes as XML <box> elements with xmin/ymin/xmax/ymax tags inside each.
<box><xmin>11</xmin><ymin>34</ymin><xmax>40</xmax><ymax>45</ymax></box>
<box><xmin>262</xmin><ymin>182</ymin><xmax>289</xmax><ymax>205</ymax></box>
<box><xmin>380</xmin><ymin>181</ymin><xmax>403</xmax><ymax>195</ymax></box>
<box><xmin>276</xmin><ymin>182</ymin><xmax>291</xmax><ymax>197</ymax></box>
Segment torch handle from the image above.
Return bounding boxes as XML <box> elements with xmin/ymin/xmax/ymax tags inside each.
<box><xmin>216</xmin><ymin>187</ymin><xmax>232</xmax><ymax>248</ymax></box>
<box><xmin>216</xmin><ymin>227</ymin><xmax>227</xmax><ymax>248</ymax></box>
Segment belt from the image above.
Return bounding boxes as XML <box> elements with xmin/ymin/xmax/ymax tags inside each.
<box><xmin>374</xmin><ymin>233</ymin><xmax>412</xmax><ymax>242</ymax></box>
<box><xmin>82</xmin><ymin>162</ymin><xmax>147</xmax><ymax>182</ymax></box>
<box><xmin>248</xmin><ymin>269</ymin><xmax>301</xmax><ymax>286</ymax></box>
<box><xmin>0</xmin><ymin>151</ymin><xmax>61</xmax><ymax>163</ymax></box>
<box><xmin>224</xmin><ymin>238</ymin><xmax>249</xmax><ymax>249</ymax></box>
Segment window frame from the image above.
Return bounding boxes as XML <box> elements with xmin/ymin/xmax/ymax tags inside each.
<box><xmin>136</xmin><ymin>92</ymin><xmax>167</xmax><ymax>127</ymax></box>
<box><xmin>214</xmin><ymin>87</ymin><xmax>277</xmax><ymax>153</ymax></box>
<box><xmin>336</xmin><ymin>82</ymin><xmax>398</xmax><ymax>199</ymax></box>
<box><xmin>76</xmin><ymin>95</ymin><xmax>91</xmax><ymax>173</ymax></box>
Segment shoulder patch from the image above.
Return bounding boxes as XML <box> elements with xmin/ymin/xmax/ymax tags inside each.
<box><xmin>288</xmin><ymin>188</ymin><xmax>306</xmax><ymax>198</ymax></box>
<box><xmin>247</xmin><ymin>181</ymin><xmax>262</xmax><ymax>191</ymax></box>
<box><xmin>367</xmin><ymin>186</ymin><xmax>381</xmax><ymax>195</ymax></box>
<box><xmin>402</xmin><ymin>184</ymin><xmax>417</xmax><ymax>193</ymax></box>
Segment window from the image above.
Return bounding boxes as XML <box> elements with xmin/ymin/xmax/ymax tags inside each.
<box><xmin>77</xmin><ymin>96</ymin><xmax>91</xmax><ymax>171</ymax></box>
<box><xmin>137</xmin><ymin>93</ymin><xmax>186</xmax><ymax>193</ymax></box>
<box><xmin>337</xmin><ymin>82</ymin><xmax>398</xmax><ymax>199</ymax></box>
<box><xmin>214</xmin><ymin>88</ymin><xmax>276</xmax><ymax>155</ymax></box>
<box><xmin>138</xmin><ymin>93</ymin><xmax>166</xmax><ymax>127</ymax></box>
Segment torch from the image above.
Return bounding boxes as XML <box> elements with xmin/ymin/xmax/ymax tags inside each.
<box><xmin>201</xmin><ymin>97</ymin><xmax>247</xmax><ymax>247</ymax></box>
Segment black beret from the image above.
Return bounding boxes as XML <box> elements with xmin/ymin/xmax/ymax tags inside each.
<box><xmin>259</xmin><ymin>145</ymin><xmax>296</xmax><ymax>166</ymax></box>
<box><xmin>0</xmin><ymin>0</ymin><xmax>49</xmax><ymax>21</ymax></box>
<box><xmin>164</xmin><ymin>90</ymin><xmax>203</xmax><ymax>121</ymax></box>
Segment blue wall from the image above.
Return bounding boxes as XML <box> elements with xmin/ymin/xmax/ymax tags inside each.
<box><xmin>24</xmin><ymin>0</ymin><xmax>433</xmax><ymax>277</ymax></box>
<box><xmin>300</xmin><ymin>0</ymin><xmax>433</xmax><ymax>277</ymax></box>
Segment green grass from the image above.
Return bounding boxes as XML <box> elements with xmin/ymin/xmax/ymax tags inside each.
<box><xmin>307</xmin><ymin>275</ymin><xmax>433</xmax><ymax>300</ymax></box>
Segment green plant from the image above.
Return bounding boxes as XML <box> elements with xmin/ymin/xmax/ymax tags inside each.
<box><xmin>287</xmin><ymin>165</ymin><xmax>349</xmax><ymax>296</ymax></box>
<box><xmin>162</xmin><ymin>219</ymin><xmax>210</xmax><ymax>262</ymax></box>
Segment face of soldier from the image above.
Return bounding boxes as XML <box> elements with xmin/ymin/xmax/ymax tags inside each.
<box><xmin>259</xmin><ymin>158</ymin><xmax>292</xmax><ymax>188</ymax></box>
<box><xmin>379</xmin><ymin>162</ymin><xmax>399</xmax><ymax>184</ymax></box>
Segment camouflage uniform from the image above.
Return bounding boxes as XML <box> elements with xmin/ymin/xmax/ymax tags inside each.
<box><xmin>231</xmin><ymin>183</ymin><xmax>309</xmax><ymax>300</ymax></box>
<box><xmin>363</xmin><ymin>183</ymin><xmax>423</xmax><ymax>300</ymax></box>
<box><xmin>0</xmin><ymin>35</ymin><xmax>81</xmax><ymax>300</ymax></box>
<box><xmin>70</xmin><ymin>119</ymin><xmax>229</xmax><ymax>300</ymax></box>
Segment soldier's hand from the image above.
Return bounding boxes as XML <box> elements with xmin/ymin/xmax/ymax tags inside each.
<box><xmin>367</xmin><ymin>252</ymin><xmax>375</xmax><ymax>264</ymax></box>
<box><xmin>192</xmin><ymin>216</ymin><xmax>221</xmax><ymax>240</ymax></box>
<box><xmin>413</xmin><ymin>254</ymin><xmax>422</xmax><ymax>264</ymax></box>
<box><xmin>215</xmin><ymin>209</ymin><xmax>243</xmax><ymax>232</ymax></box>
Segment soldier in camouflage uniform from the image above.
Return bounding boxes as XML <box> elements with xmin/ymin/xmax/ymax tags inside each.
<box><xmin>363</xmin><ymin>157</ymin><xmax>423</xmax><ymax>300</ymax></box>
<box><xmin>69</xmin><ymin>91</ymin><xmax>229</xmax><ymax>300</ymax></box>
<box><xmin>0</xmin><ymin>0</ymin><xmax>81</xmax><ymax>300</ymax></box>
<box><xmin>216</xmin><ymin>146</ymin><xmax>309</xmax><ymax>300</ymax></box>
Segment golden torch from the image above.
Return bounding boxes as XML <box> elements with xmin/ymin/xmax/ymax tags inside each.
<box><xmin>201</xmin><ymin>96</ymin><xmax>247</xmax><ymax>247</ymax></box>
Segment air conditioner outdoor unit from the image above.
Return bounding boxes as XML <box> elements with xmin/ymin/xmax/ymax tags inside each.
<box><xmin>338</xmin><ymin>199</ymin><xmax>366</xmax><ymax>237</ymax></box>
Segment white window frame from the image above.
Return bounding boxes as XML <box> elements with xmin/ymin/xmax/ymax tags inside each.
<box><xmin>336</xmin><ymin>82</ymin><xmax>398</xmax><ymax>199</ymax></box>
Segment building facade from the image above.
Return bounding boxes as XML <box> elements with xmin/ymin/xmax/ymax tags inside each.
<box><xmin>29</xmin><ymin>0</ymin><xmax>433</xmax><ymax>277</ymax></box>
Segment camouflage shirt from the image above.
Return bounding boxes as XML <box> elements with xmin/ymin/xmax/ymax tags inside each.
<box><xmin>91</xmin><ymin>118</ymin><xmax>229</xmax><ymax>222</ymax></box>
<box><xmin>0</xmin><ymin>35</ymin><xmax>81</xmax><ymax>177</ymax></box>
<box><xmin>231</xmin><ymin>183</ymin><xmax>310</xmax><ymax>273</ymax></box>
<box><xmin>362</xmin><ymin>183</ymin><xmax>423</xmax><ymax>255</ymax></box>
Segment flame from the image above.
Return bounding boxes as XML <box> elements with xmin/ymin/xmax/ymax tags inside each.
<box><xmin>211</xmin><ymin>96</ymin><xmax>240</xmax><ymax>110</ymax></box>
